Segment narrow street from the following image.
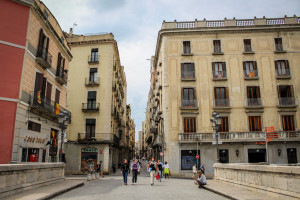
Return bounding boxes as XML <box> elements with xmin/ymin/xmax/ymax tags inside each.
<box><xmin>52</xmin><ymin>161</ymin><xmax>228</xmax><ymax>200</ymax></box>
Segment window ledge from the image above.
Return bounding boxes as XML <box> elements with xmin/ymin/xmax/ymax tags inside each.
<box><xmin>213</xmin><ymin>78</ymin><xmax>227</xmax><ymax>81</ymax></box>
<box><xmin>243</xmin><ymin>51</ymin><xmax>255</xmax><ymax>54</ymax></box>
<box><xmin>274</xmin><ymin>50</ymin><xmax>286</xmax><ymax>53</ymax></box>
<box><xmin>244</xmin><ymin>77</ymin><xmax>259</xmax><ymax>80</ymax></box>
<box><xmin>276</xmin><ymin>76</ymin><xmax>291</xmax><ymax>79</ymax></box>
<box><xmin>181</xmin><ymin>53</ymin><xmax>193</xmax><ymax>56</ymax></box>
<box><xmin>212</xmin><ymin>52</ymin><xmax>224</xmax><ymax>55</ymax></box>
<box><xmin>180</xmin><ymin>107</ymin><xmax>199</xmax><ymax>110</ymax></box>
<box><xmin>181</xmin><ymin>78</ymin><xmax>196</xmax><ymax>81</ymax></box>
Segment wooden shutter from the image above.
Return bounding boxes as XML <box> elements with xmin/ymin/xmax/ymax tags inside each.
<box><xmin>191</xmin><ymin>63</ymin><xmax>195</xmax><ymax>76</ymax></box>
<box><xmin>225</xmin><ymin>87</ymin><xmax>229</xmax><ymax>100</ymax></box>
<box><xmin>41</xmin><ymin>77</ymin><xmax>47</xmax><ymax>97</ymax></box>
<box><xmin>257</xmin><ymin>86</ymin><xmax>261</xmax><ymax>98</ymax></box>
<box><xmin>222</xmin><ymin>62</ymin><xmax>226</xmax><ymax>71</ymax></box>
<box><xmin>289</xmin><ymin>85</ymin><xmax>294</xmax><ymax>97</ymax></box>
<box><xmin>56</xmin><ymin>53</ymin><xmax>61</xmax><ymax>75</ymax></box>
<box><xmin>285</xmin><ymin>60</ymin><xmax>289</xmax><ymax>70</ymax></box>
<box><xmin>55</xmin><ymin>89</ymin><xmax>60</xmax><ymax>104</ymax></box>
<box><xmin>212</xmin><ymin>62</ymin><xmax>215</xmax><ymax>72</ymax></box>
<box><xmin>34</xmin><ymin>72</ymin><xmax>43</xmax><ymax>92</ymax></box>
<box><xmin>181</xmin><ymin>63</ymin><xmax>184</xmax><ymax>77</ymax></box>
<box><xmin>37</xmin><ymin>29</ymin><xmax>44</xmax><ymax>56</ymax></box>
<box><xmin>46</xmin><ymin>82</ymin><xmax>52</xmax><ymax>100</ymax></box>
<box><xmin>45</xmin><ymin>37</ymin><xmax>49</xmax><ymax>55</ymax></box>
<box><xmin>88</xmin><ymin>91</ymin><xmax>96</xmax><ymax>100</ymax></box>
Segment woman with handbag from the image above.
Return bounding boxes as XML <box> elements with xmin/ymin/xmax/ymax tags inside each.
<box><xmin>147</xmin><ymin>157</ymin><xmax>157</xmax><ymax>186</ymax></box>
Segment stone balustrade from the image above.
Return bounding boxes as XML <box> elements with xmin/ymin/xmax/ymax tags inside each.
<box><xmin>0</xmin><ymin>163</ymin><xmax>65</xmax><ymax>199</ymax></box>
<box><xmin>162</xmin><ymin>15</ymin><xmax>300</xmax><ymax>30</ymax></box>
<box><xmin>213</xmin><ymin>163</ymin><xmax>300</xmax><ymax>200</ymax></box>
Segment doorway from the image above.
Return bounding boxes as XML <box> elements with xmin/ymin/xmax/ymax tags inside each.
<box><xmin>219</xmin><ymin>149</ymin><xmax>229</xmax><ymax>163</ymax></box>
<box><xmin>287</xmin><ymin>148</ymin><xmax>297</xmax><ymax>164</ymax></box>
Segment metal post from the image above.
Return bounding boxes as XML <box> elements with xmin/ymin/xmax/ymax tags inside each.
<box><xmin>59</xmin><ymin>126</ymin><xmax>64</xmax><ymax>162</ymax></box>
<box><xmin>265</xmin><ymin>127</ymin><xmax>269</xmax><ymax>164</ymax></box>
<box><xmin>216</xmin><ymin>131</ymin><xmax>219</xmax><ymax>163</ymax></box>
<box><xmin>196</xmin><ymin>141</ymin><xmax>198</xmax><ymax>169</ymax></box>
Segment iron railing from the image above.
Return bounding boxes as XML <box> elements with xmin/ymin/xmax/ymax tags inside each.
<box><xmin>36</xmin><ymin>46</ymin><xmax>52</xmax><ymax>68</ymax></box>
<box><xmin>78</xmin><ymin>133</ymin><xmax>112</xmax><ymax>142</ymax></box>
<box><xmin>213</xmin><ymin>99</ymin><xmax>231</xmax><ymax>107</ymax></box>
<box><xmin>276</xmin><ymin>69</ymin><xmax>291</xmax><ymax>78</ymax></box>
<box><xmin>82</xmin><ymin>103</ymin><xmax>100</xmax><ymax>111</ymax></box>
<box><xmin>244</xmin><ymin>44</ymin><xmax>253</xmax><ymax>52</ymax></box>
<box><xmin>212</xmin><ymin>70</ymin><xmax>227</xmax><ymax>79</ymax></box>
<box><xmin>88</xmin><ymin>55</ymin><xmax>99</xmax><ymax>63</ymax></box>
<box><xmin>85</xmin><ymin>77</ymin><xmax>100</xmax><ymax>86</ymax></box>
<box><xmin>182</xmin><ymin>46</ymin><xmax>192</xmax><ymax>54</ymax></box>
<box><xmin>181</xmin><ymin>71</ymin><xmax>195</xmax><ymax>79</ymax></box>
<box><xmin>244</xmin><ymin>70</ymin><xmax>259</xmax><ymax>79</ymax></box>
<box><xmin>181</xmin><ymin>100</ymin><xmax>198</xmax><ymax>109</ymax></box>
<box><xmin>278</xmin><ymin>97</ymin><xmax>297</xmax><ymax>107</ymax></box>
<box><xmin>245</xmin><ymin>98</ymin><xmax>263</xmax><ymax>107</ymax></box>
<box><xmin>213</xmin><ymin>46</ymin><xmax>222</xmax><ymax>54</ymax></box>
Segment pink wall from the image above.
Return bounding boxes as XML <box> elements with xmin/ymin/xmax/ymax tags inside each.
<box><xmin>0</xmin><ymin>0</ymin><xmax>30</xmax><ymax>163</ymax></box>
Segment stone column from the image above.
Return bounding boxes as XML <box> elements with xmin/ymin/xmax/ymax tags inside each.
<box><xmin>103</xmin><ymin>144</ymin><xmax>110</xmax><ymax>174</ymax></box>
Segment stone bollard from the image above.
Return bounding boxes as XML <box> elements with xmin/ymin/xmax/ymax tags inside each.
<box><xmin>96</xmin><ymin>173</ymin><xmax>100</xmax><ymax>179</ymax></box>
<box><xmin>92</xmin><ymin>173</ymin><xmax>96</xmax><ymax>180</ymax></box>
<box><xmin>87</xmin><ymin>173</ymin><xmax>92</xmax><ymax>181</ymax></box>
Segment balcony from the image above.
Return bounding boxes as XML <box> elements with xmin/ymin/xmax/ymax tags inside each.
<box><xmin>181</xmin><ymin>71</ymin><xmax>195</xmax><ymax>81</ymax></box>
<box><xmin>212</xmin><ymin>71</ymin><xmax>227</xmax><ymax>80</ymax></box>
<box><xmin>243</xmin><ymin>45</ymin><xmax>254</xmax><ymax>54</ymax></box>
<box><xmin>82</xmin><ymin>103</ymin><xmax>100</xmax><ymax>112</ymax></box>
<box><xmin>56</xmin><ymin>70</ymin><xmax>67</xmax><ymax>85</ymax></box>
<box><xmin>275</xmin><ymin>44</ymin><xmax>286</xmax><ymax>53</ymax></box>
<box><xmin>36</xmin><ymin>47</ymin><xmax>52</xmax><ymax>69</ymax></box>
<box><xmin>212</xmin><ymin>46</ymin><xmax>223</xmax><ymax>55</ymax></box>
<box><xmin>29</xmin><ymin>90</ymin><xmax>68</xmax><ymax>120</ymax></box>
<box><xmin>182</xmin><ymin>47</ymin><xmax>193</xmax><ymax>56</ymax></box>
<box><xmin>180</xmin><ymin>100</ymin><xmax>198</xmax><ymax>110</ymax></box>
<box><xmin>78</xmin><ymin>133</ymin><xmax>113</xmax><ymax>144</ymax></box>
<box><xmin>244</xmin><ymin>70</ymin><xmax>259</xmax><ymax>80</ymax></box>
<box><xmin>276</xmin><ymin>69</ymin><xmax>291</xmax><ymax>79</ymax></box>
<box><xmin>88</xmin><ymin>55</ymin><xmax>99</xmax><ymax>64</ymax></box>
<box><xmin>245</xmin><ymin>98</ymin><xmax>264</xmax><ymax>108</ymax></box>
<box><xmin>85</xmin><ymin>77</ymin><xmax>100</xmax><ymax>86</ymax></box>
<box><xmin>178</xmin><ymin>131</ymin><xmax>300</xmax><ymax>143</ymax></box>
<box><xmin>278</xmin><ymin>97</ymin><xmax>297</xmax><ymax>108</ymax></box>
<box><xmin>213</xmin><ymin>99</ymin><xmax>231</xmax><ymax>109</ymax></box>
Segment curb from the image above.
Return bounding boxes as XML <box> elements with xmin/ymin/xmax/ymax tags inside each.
<box><xmin>43</xmin><ymin>182</ymin><xmax>85</xmax><ymax>200</ymax></box>
<box><xmin>203</xmin><ymin>186</ymin><xmax>238</xmax><ymax>200</ymax></box>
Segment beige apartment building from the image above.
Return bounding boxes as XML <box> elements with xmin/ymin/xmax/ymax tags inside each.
<box><xmin>65</xmin><ymin>32</ymin><xmax>129</xmax><ymax>174</ymax></box>
<box><xmin>145</xmin><ymin>16</ymin><xmax>300</xmax><ymax>178</ymax></box>
<box><xmin>2</xmin><ymin>0</ymin><xmax>72</xmax><ymax>164</ymax></box>
<box><xmin>127</xmin><ymin>105</ymin><xmax>136</xmax><ymax>158</ymax></box>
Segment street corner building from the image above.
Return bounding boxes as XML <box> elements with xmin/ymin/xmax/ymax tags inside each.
<box><xmin>64</xmin><ymin>31</ymin><xmax>134</xmax><ymax>175</ymax></box>
<box><xmin>144</xmin><ymin>16</ymin><xmax>300</xmax><ymax>178</ymax></box>
<box><xmin>0</xmin><ymin>0</ymin><xmax>71</xmax><ymax>164</ymax></box>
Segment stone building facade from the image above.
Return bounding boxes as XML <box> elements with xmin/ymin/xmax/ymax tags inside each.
<box><xmin>65</xmin><ymin>31</ymin><xmax>129</xmax><ymax>174</ymax></box>
<box><xmin>145</xmin><ymin>16</ymin><xmax>300</xmax><ymax>178</ymax></box>
<box><xmin>0</xmin><ymin>0</ymin><xmax>71</xmax><ymax>163</ymax></box>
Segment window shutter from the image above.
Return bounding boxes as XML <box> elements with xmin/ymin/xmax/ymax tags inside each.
<box><xmin>243</xmin><ymin>61</ymin><xmax>246</xmax><ymax>71</ymax></box>
<box><xmin>34</xmin><ymin>72</ymin><xmax>44</xmax><ymax>92</ymax></box>
<box><xmin>212</xmin><ymin>62</ymin><xmax>215</xmax><ymax>72</ymax></box>
<box><xmin>222</xmin><ymin>62</ymin><xmax>226</xmax><ymax>71</ymax></box>
<box><xmin>55</xmin><ymin>89</ymin><xmax>60</xmax><ymax>104</ymax></box>
<box><xmin>257</xmin><ymin>86</ymin><xmax>261</xmax><ymax>98</ymax></box>
<box><xmin>56</xmin><ymin>53</ymin><xmax>61</xmax><ymax>75</ymax></box>
<box><xmin>45</xmin><ymin>37</ymin><xmax>49</xmax><ymax>54</ymax></box>
<box><xmin>285</xmin><ymin>60</ymin><xmax>289</xmax><ymax>70</ymax></box>
<box><xmin>191</xmin><ymin>63</ymin><xmax>195</xmax><ymax>73</ymax></box>
<box><xmin>181</xmin><ymin>63</ymin><xmax>184</xmax><ymax>77</ymax></box>
<box><xmin>88</xmin><ymin>91</ymin><xmax>96</xmax><ymax>99</ymax></box>
<box><xmin>37</xmin><ymin>29</ymin><xmax>44</xmax><ymax>56</ymax></box>
<box><xmin>46</xmin><ymin>82</ymin><xmax>52</xmax><ymax>100</ymax></box>
<box><xmin>254</xmin><ymin>61</ymin><xmax>257</xmax><ymax>70</ymax></box>
<box><xmin>277</xmin><ymin>85</ymin><xmax>280</xmax><ymax>98</ymax></box>
<box><xmin>225</xmin><ymin>87</ymin><xmax>229</xmax><ymax>100</ymax></box>
<box><xmin>290</xmin><ymin>85</ymin><xmax>294</xmax><ymax>97</ymax></box>
<box><xmin>274</xmin><ymin>61</ymin><xmax>278</xmax><ymax>71</ymax></box>
<box><xmin>41</xmin><ymin>77</ymin><xmax>47</xmax><ymax>97</ymax></box>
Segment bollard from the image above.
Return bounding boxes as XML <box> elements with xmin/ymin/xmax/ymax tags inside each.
<box><xmin>87</xmin><ymin>173</ymin><xmax>92</xmax><ymax>181</ymax></box>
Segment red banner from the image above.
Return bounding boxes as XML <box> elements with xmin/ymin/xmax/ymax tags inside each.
<box><xmin>266</xmin><ymin>126</ymin><xmax>278</xmax><ymax>141</ymax></box>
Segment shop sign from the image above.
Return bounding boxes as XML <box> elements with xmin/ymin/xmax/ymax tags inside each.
<box><xmin>82</xmin><ymin>148</ymin><xmax>98</xmax><ymax>153</ymax></box>
<box><xmin>24</xmin><ymin>136</ymin><xmax>46</xmax><ymax>144</ymax></box>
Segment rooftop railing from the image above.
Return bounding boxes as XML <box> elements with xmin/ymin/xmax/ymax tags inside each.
<box><xmin>162</xmin><ymin>16</ymin><xmax>299</xmax><ymax>30</ymax></box>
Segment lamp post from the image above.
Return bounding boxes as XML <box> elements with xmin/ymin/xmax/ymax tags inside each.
<box><xmin>58</xmin><ymin>111</ymin><xmax>70</xmax><ymax>162</ymax></box>
<box><xmin>210</xmin><ymin>111</ymin><xmax>222</xmax><ymax>163</ymax></box>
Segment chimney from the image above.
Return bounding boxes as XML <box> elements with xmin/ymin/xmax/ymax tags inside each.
<box><xmin>69</xmin><ymin>28</ymin><xmax>73</xmax><ymax>35</ymax></box>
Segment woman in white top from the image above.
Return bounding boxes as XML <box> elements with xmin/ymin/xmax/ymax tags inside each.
<box><xmin>162</xmin><ymin>161</ymin><xmax>170</xmax><ymax>179</ymax></box>
<box><xmin>192</xmin><ymin>163</ymin><xmax>197</xmax><ymax>184</ymax></box>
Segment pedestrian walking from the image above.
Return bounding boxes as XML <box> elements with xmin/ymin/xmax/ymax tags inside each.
<box><xmin>147</xmin><ymin>157</ymin><xmax>157</xmax><ymax>186</ymax></box>
<box><xmin>157</xmin><ymin>160</ymin><xmax>163</xmax><ymax>182</ymax></box>
<box><xmin>98</xmin><ymin>161</ymin><xmax>104</xmax><ymax>177</ymax></box>
<box><xmin>121</xmin><ymin>159</ymin><xmax>130</xmax><ymax>185</ymax></box>
<box><xmin>162</xmin><ymin>161</ymin><xmax>170</xmax><ymax>179</ymax></box>
<box><xmin>196</xmin><ymin>171</ymin><xmax>207</xmax><ymax>188</ymax></box>
<box><xmin>192</xmin><ymin>163</ymin><xmax>197</xmax><ymax>184</ymax></box>
<box><xmin>112</xmin><ymin>162</ymin><xmax>116</xmax><ymax>173</ymax></box>
<box><xmin>200</xmin><ymin>163</ymin><xmax>205</xmax><ymax>175</ymax></box>
<box><xmin>131</xmin><ymin>159</ymin><xmax>140</xmax><ymax>184</ymax></box>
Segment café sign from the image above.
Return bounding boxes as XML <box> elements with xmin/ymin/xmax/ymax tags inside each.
<box><xmin>24</xmin><ymin>136</ymin><xmax>46</xmax><ymax>144</ymax></box>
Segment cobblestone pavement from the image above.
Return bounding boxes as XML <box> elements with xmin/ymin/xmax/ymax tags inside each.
<box><xmin>52</xmin><ymin>160</ymin><xmax>228</xmax><ymax>200</ymax></box>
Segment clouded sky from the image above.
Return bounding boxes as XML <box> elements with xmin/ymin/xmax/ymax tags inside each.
<box><xmin>42</xmin><ymin>0</ymin><xmax>299</xmax><ymax>140</ymax></box>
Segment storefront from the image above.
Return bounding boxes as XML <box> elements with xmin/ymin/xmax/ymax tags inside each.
<box><xmin>81</xmin><ymin>147</ymin><xmax>98</xmax><ymax>171</ymax></box>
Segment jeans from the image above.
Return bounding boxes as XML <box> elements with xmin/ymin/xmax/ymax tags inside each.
<box><xmin>150</xmin><ymin>171</ymin><xmax>155</xmax><ymax>184</ymax></box>
<box><xmin>123</xmin><ymin>171</ymin><xmax>128</xmax><ymax>183</ymax></box>
<box><xmin>132</xmin><ymin>170</ymin><xmax>138</xmax><ymax>183</ymax></box>
<box><xmin>158</xmin><ymin>171</ymin><xmax>162</xmax><ymax>181</ymax></box>
<box><xmin>165</xmin><ymin>173</ymin><xmax>169</xmax><ymax>179</ymax></box>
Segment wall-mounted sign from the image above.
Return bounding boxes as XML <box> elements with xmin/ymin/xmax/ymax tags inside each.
<box><xmin>24</xmin><ymin>136</ymin><xmax>46</xmax><ymax>143</ymax></box>
<box><xmin>82</xmin><ymin>148</ymin><xmax>98</xmax><ymax>153</ymax></box>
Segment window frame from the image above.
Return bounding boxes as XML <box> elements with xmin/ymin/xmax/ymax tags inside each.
<box><xmin>183</xmin><ymin>117</ymin><xmax>196</xmax><ymax>133</ymax></box>
<box><xmin>248</xmin><ymin>116</ymin><xmax>262</xmax><ymax>132</ymax></box>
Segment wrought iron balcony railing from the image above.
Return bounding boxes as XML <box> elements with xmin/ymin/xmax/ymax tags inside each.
<box><xmin>88</xmin><ymin>55</ymin><xmax>99</xmax><ymax>63</ymax></box>
<box><xmin>213</xmin><ymin>99</ymin><xmax>231</xmax><ymax>108</ymax></box>
<box><xmin>181</xmin><ymin>100</ymin><xmax>199</xmax><ymax>109</ymax></box>
<box><xmin>245</xmin><ymin>98</ymin><xmax>263</xmax><ymax>107</ymax></box>
<box><xmin>36</xmin><ymin>47</ymin><xmax>52</xmax><ymax>69</ymax></box>
<box><xmin>78</xmin><ymin>133</ymin><xmax>113</xmax><ymax>143</ymax></box>
<box><xmin>82</xmin><ymin>103</ymin><xmax>100</xmax><ymax>112</ymax></box>
<box><xmin>212</xmin><ymin>71</ymin><xmax>227</xmax><ymax>80</ymax></box>
<box><xmin>182</xmin><ymin>46</ymin><xmax>192</xmax><ymax>55</ymax></box>
<box><xmin>181</xmin><ymin>71</ymin><xmax>195</xmax><ymax>80</ymax></box>
<box><xmin>276</xmin><ymin>69</ymin><xmax>291</xmax><ymax>78</ymax></box>
<box><xmin>85</xmin><ymin>77</ymin><xmax>100</xmax><ymax>86</ymax></box>
<box><xmin>244</xmin><ymin>45</ymin><xmax>254</xmax><ymax>53</ymax></box>
<box><xmin>244</xmin><ymin>70</ymin><xmax>259</xmax><ymax>79</ymax></box>
<box><xmin>278</xmin><ymin>97</ymin><xmax>297</xmax><ymax>107</ymax></box>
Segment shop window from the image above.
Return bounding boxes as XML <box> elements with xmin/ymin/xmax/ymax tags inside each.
<box><xmin>21</xmin><ymin>148</ymin><xmax>39</xmax><ymax>162</ymax></box>
<box><xmin>181</xmin><ymin>150</ymin><xmax>200</xmax><ymax>170</ymax></box>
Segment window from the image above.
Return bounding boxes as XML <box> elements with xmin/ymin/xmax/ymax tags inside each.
<box><xmin>243</xmin><ymin>61</ymin><xmax>258</xmax><ymax>78</ymax></box>
<box><xmin>275</xmin><ymin>38</ymin><xmax>283</xmax><ymax>51</ymax></box>
<box><xmin>219</xmin><ymin>117</ymin><xmax>229</xmax><ymax>132</ymax></box>
<box><xmin>213</xmin><ymin>40</ymin><xmax>222</xmax><ymax>53</ymax></box>
<box><xmin>87</xmin><ymin>91</ymin><xmax>97</xmax><ymax>109</ymax></box>
<box><xmin>249</xmin><ymin>116</ymin><xmax>262</xmax><ymax>131</ymax></box>
<box><xmin>183</xmin><ymin>41</ymin><xmax>191</xmax><ymax>54</ymax></box>
<box><xmin>21</xmin><ymin>148</ymin><xmax>39</xmax><ymax>162</ymax></box>
<box><xmin>34</xmin><ymin>72</ymin><xmax>46</xmax><ymax>105</ymax></box>
<box><xmin>212</xmin><ymin>62</ymin><xmax>226</xmax><ymax>78</ymax></box>
<box><xmin>181</xmin><ymin>63</ymin><xmax>195</xmax><ymax>79</ymax></box>
<box><xmin>89</xmin><ymin>68</ymin><xmax>98</xmax><ymax>83</ymax></box>
<box><xmin>184</xmin><ymin>117</ymin><xmax>196</xmax><ymax>133</ymax></box>
<box><xmin>45</xmin><ymin>81</ymin><xmax>52</xmax><ymax>105</ymax></box>
<box><xmin>214</xmin><ymin>87</ymin><xmax>229</xmax><ymax>107</ymax></box>
<box><xmin>91</xmin><ymin>48</ymin><xmax>98</xmax><ymax>62</ymax></box>
<box><xmin>55</xmin><ymin>89</ymin><xmax>60</xmax><ymax>104</ymax></box>
<box><xmin>28</xmin><ymin>121</ymin><xmax>41</xmax><ymax>132</ymax></box>
<box><xmin>275</xmin><ymin>60</ymin><xmax>290</xmax><ymax>77</ymax></box>
<box><xmin>181</xmin><ymin>150</ymin><xmax>200</xmax><ymax>170</ymax></box>
<box><xmin>37</xmin><ymin>29</ymin><xmax>50</xmax><ymax>62</ymax></box>
<box><xmin>282</xmin><ymin>115</ymin><xmax>295</xmax><ymax>131</ymax></box>
<box><xmin>247</xmin><ymin>86</ymin><xmax>261</xmax><ymax>106</ymax></box>
<box><xmin>243</xmin><ymin>39</ymin><xmax>252</xmax><ymax>52</ymax></box>
<box><xmin>182</xmin><ymin>88</ymin><xmax>196</xmax><ymax>108</ymax></box>
<box><xmin>277</xmin><ymin>85</ymin><xmax>295</xmax><ymax>106</ymax></box>
<box><xmin>86</xmin><ymin>119</ymin><xmax>96</xmax><ymax>138</ymax></box>
<box><xmin>43</xmin><ymin>9</ymin><xmax>49</xmax><ymax>20</ymax></box>
<box><xmin>56</xmin><ymin>53</ymin><xmax>65</xmax><ymax>78</ymax></box>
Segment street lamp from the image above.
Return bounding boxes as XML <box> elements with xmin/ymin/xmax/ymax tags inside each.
<box><xmin>210</xmin><ymin>111</ymin><xmax>222</xmax><ymax>163</ymax></box>
<box><xmin>58</xmin><ymin>111</ymin><xmax>70</xmax><ymax>162</ymax></box>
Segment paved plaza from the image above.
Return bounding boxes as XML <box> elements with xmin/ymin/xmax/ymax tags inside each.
<box><xmin>52</xmin><ymin>175</ymin><xmax>228</xmax><ymax>200</ymax></box>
